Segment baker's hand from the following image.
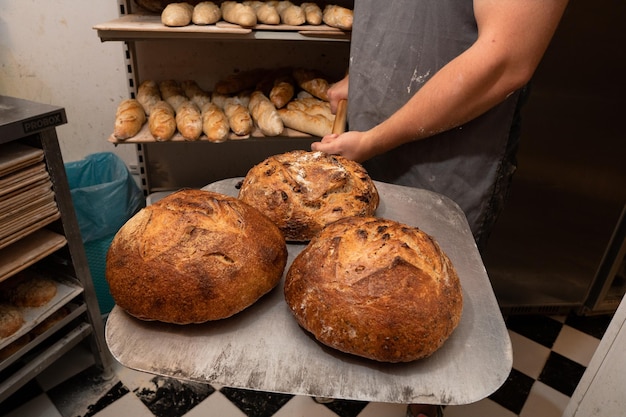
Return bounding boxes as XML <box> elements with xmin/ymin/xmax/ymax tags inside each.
<box><xmin>327</xmin><ymin>75</ymin><xmax>349</xmax><ymax>114</ymax></box>
<box><xmin>311</xmin><ymin>130</ymin><xmax>373</xmax><ymax>163</ymax></box>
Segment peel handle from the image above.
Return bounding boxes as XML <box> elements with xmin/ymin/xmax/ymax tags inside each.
<box><xmin>332</xmin><ymin>99</ymin><xmax>348</xmax><ymax>135</ymax></box>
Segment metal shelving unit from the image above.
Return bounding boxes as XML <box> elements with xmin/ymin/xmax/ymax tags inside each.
<box><xmin>95</xmin><ymin>0</ymin><xmax>352</xmax><ymax>196</ymax></box>
<box><xmin>0</xmin><ymin>95</ymin><xmax>113</xmax><ymax>402</ymax></box>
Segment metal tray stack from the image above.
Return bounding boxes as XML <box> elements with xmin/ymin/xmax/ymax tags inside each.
<box><xmin>0</xmin><ymin>142</ymin><xmax>81</xmax><ymax>368</ymax></box>
<box><xmin>0</xmin><ymin>143</ymin><xmax>61</xmax><ymax>250</ymax></box>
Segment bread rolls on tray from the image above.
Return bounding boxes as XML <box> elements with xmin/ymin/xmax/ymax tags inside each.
<box><xmin>111</xmin><ymin>67</ymin><xmax>340</xmax><ymax>140</ymax></box>
<box><xmin>145</xmin><ymin>1</ymin><xmax>353</xmax><ymax>29</ymax></box>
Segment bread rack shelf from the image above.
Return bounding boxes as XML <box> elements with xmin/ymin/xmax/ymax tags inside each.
<box><xmin>97</xmin><ymin>0</ymin><xmax>351</xmax><ymax>196</ymax></box>
<box><xmin>0</xmin><ymin>229</ymin><xmax>67</xmax><ymax>284</ymax></box>
<box><xmin>94</xmin><ymin>14</ymin><xmax>351</xmax><ymax>42</ymax></box>
<box><xmin>107</xmin><ymin>123</ymin><xmax>312</xmax><ymax>144</ymax></box>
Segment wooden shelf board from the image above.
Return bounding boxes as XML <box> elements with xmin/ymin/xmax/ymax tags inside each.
<box><xmin>0</xmin><ymin>229</ymin><xmax>67</xmax><ymax>283</ymax></box>
<box><xmin>108</xmin><ymin>123</ymin><xmax>316</xmax><ymax>144</ymax></box>
<box><xmin>94</xmin><ymin>14</ymin><xmax>349</xmax><ymax>42</ymax></box>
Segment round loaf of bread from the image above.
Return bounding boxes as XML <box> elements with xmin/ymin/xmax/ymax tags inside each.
<box><xmin>106</xmin><ymin>189</ymin><xmax>288</xmax><ymax>324</ymax></box>
<box><xmin>0</xmin><ymin>303</ymin><xmax>24</xmax><ymax>338</ymax></box>
<box><xmin>238</xmin><ymin>150</ymin><xmax>379</xmax><ymax>241</ymax></box>
<box><xmin>284</xmin><ymin>216</ymin><xmax>463</xmax><ymax>362</ymax></box>
<box><xmin>8</xmin><ymin>275</ymin><xmax>57</xmax><ymax>308</ymax></box>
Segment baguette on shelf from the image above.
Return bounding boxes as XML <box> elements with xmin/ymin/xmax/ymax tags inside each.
<box><xmin>110</xmin><ymin>67</ymin><xmax>340</xmax><ymax>143</ymax></box>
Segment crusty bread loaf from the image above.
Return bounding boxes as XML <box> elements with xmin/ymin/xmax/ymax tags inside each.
<box><xmin>7</xmin><ymin>274</ymin><xmax>57</xmax><ymax>308</ymax></box>
<box><xmin>293</xmin><ymin>68</ymin><xmax>330</xmax><ymax>101</ymax></box>
<box><xmin>224</xmin><ymin>96</ymin><xmax>253</xmax><ymax>136</ymax></box>
<box><xmin>200</xmin><ymin>102</ymin><xmax>230</xmax><ymax>142</ymax></box>
<box><xmin>106</xmin><ymin>189</ymin><xmax>288</xmax><ymax>324</ymax></box>
<box><xmin>192</xmin><ymin>1</ymin><xmax>221</xmax><ymax>25</ymax></box>
<box><xmin>211</xmin><ymin>91</ymin><xmax>229</xmax><ymax>109</ymax></box>
<box><xmin>159</xmin><ymin>79</ymin><xmax>184</xmax><ymax>100</ymax></box>
<box><xmin>322</xmin><ymin>4</ymin><xmax>353</xmax><ymax>30</ymax></box>
<box><xmin>286</xmin><ymin>97</ymin><xmax>333</xmax><ymax>119</ymax></box>
<box><xmin>284</xmin><ymin>216</ymin><xmax>463</xmax><ymax>362</ymax></box>
<box><xmin>276</xmin><ymin>1</ymin><xmax>305</xmax><ymax>26</ymax></box>
<box><xmin>244</xmin><ymin>1</ymin><xmax>280</xmax><ymax>24</ymax></box>
<box><xmin>181</xmin><ymin>79</ymin><xmax>211</xmax><ymax>108</ymax></box>
<box><xmin>248</xmin><ymin>91</ymin><xmax>284</xmax><ymax>136</ymax></box>
<box><xmin>221</xmin><ymin>1</ymin><xmax>257</xmax><ymax>27</ymax></box>
<box><xmin>114</xmin><ymin>99</ymin><xmax>146</xmax><ymax>140</ymax></box>
<box><xmin>0</xmin><ymin>303</ymin><xmax>23</xmax><ymax>338</ymax></box>
<box><xmin>238</xmin><ymin>150</ymin><xmax>379</xmax><ymax>241</ymax></box>
<box><xmin>137</xmin><ymin>80</ymin><xmax>161</xmax><ymax>115</ymax></box>
<box><xmin>175</xmin><ymin>100</ymin><xmax>203</xmax><ymax>140</ymax></box>
<box><xmin>301</xmin><ymin>2</ymin><xmax>322</xmax><ymax>25</ymax></box>
<box><xmin>161</xmin><ymin>2</ymin><xmax>194</xmax><ymax>27</ymax></box>
<box><xmin>269</xmin><ymin>77</ymin><xmax>295</xmax><ymax>109</ymax></box>
<box><xmin>159</xmin><ymin>80</ymin><xmax>188</xmax><ymax>111</ymax></box>
<box><xmin>278</xmin><ymin>108</ymin><xmax>332</xmax><ymax>137</ymax></box>
<box><xmin>149</xmin><ymin>100</ymin><xmax>177</xmax><ymax>141</ymax></box>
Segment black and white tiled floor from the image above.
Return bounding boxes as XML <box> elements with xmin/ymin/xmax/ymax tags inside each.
<box><xmin>1</xmin><ymin>311</ymin><xmax>613</xmax><ymax>417</ymax></box>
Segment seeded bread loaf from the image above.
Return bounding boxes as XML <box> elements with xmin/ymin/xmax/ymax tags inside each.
<box><xmin>238</xmin><ymin>150</ymin><xmax>379</xmax><ymax>241</ymax></box>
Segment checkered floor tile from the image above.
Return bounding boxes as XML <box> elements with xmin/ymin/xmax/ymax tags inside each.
<box><xmin>0</xmin><ymin>312</ymin><xmax>613</xmax><ymax>417</ymax></box>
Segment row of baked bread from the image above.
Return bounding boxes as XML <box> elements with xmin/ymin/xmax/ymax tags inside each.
<box><xmin>113</xmin><ymin>67</ymin><xmax>338</xmax><ymax>142</ymax></box>
<box><xmin>106</xmin><ymin>150</ymin><xmax>464</xmax><ymax>363</ymax></box>
<box><xmin>158</xmin><ymin>1</ymin><xmax>352</xmax><ymax>29</ymax></box>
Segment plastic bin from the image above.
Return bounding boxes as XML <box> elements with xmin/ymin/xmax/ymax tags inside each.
<box><xmin>65</xmin><ymin>152</ymin><xmax>145</xmax><ymax>313</ymax></box>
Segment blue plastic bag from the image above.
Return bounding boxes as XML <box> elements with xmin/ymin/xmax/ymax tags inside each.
<box><xmin>65</xmin><ymin>152</ymin><xmax>145</xmax><ymax>244</ymax></box>
<box><xmin>65</xmin><ymin>152</ymin><xmax>145</xmax><ymax>313</ymax></box>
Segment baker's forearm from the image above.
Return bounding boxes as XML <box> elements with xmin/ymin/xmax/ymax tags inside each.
<box><xmin>363</xmin><ymin>47</ymin><xmax>517</xmax><ymax>155</ymax></box>
<box><xmin>363</xmin><ymin>0</ymin><xmax>568</xmax><ymax>157</ymax></box>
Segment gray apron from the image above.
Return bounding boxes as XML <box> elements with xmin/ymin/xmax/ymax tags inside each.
<box><xmin>348</xmin><ymin>0</ymin><xmax>522</xmax><ymax>247</ymax></box>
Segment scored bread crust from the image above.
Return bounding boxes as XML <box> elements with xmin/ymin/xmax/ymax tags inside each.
<box><xmin>284</xmin><ymin>216</ymin><xmax>463</xmax><ymax>363</ymax></box>
<box><xmin>238</xmin><ymin>150</ymin><xmax>379</xmax><ymax>241</ymax></box>
<box><xmin>106</xmin><ymin>189</ymin><xmax>288</xmax><ymax>324</ymax></box>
